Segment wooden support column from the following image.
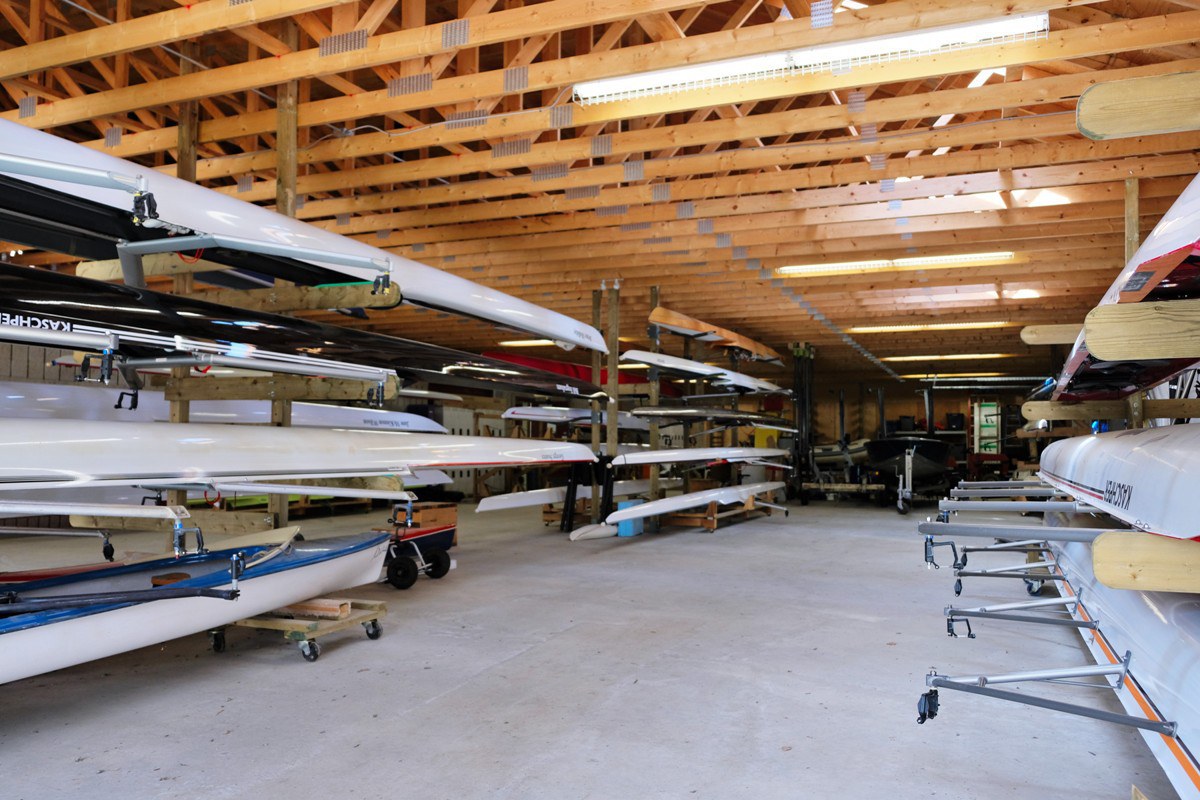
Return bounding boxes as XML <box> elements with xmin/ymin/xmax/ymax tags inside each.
<box><xmin>605</xmin><ymin>282</ymin><xmax>620</xmax><ymax>512</ymax></box>
<box><xmin>176</xmin><ymin>41</ymin><xmax>199</xmax><ymax>184</ymax></box>
<box><xmin>166</xmin><ymin>41</ymin><xmax>200</xmax><ymax>536</ymax></box>
<box><xmin>590</xmin><ymin>289</ymin><xmax>602</xmax><ymax>523</ymax></box>
<box><xmin>268</xmin><ymin>399</ymin><xmax>293</xmax><ymax>527</ymax></box>
<box><xmin>1125</xmin><ymin>177</ymin><xmax>1140</xmax><ymax>265</ymax></box>
<box><xmin>276</xmin><ymin>19</ymin><xmax>300</xmax><ymax>219</ymax></box>
<box><xmin>647</xmin><ymin>286</ymin><xmax>661</xmax><ymax>531</ymax></box>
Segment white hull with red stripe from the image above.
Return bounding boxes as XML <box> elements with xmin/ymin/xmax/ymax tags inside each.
<box><xmin>1039</xmin><ymin>425</ymin><xmax>1200</xmax><ymax>540</ymax></box>
<box><xmin>1051</xmin><ymin>532</ymin><xmax>1200</xmax><ymax>797</ymax></box>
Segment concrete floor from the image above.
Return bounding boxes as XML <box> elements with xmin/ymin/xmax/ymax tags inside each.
<box><xmin>0</xmin><ymin>500</ymin><xmax>1177</xmax><ymax>799</ymax></box>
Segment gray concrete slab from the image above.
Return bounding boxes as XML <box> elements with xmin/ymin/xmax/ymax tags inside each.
<box><xmin>0</xmin><ymin>501</ymin><xmax>1177</xmax><ymax>799</ymax></box>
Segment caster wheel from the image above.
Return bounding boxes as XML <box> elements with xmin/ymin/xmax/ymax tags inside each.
<box><xmin>426</xmin><ymin>550</ymin><xmax>452</xmax><ymax>580</ymax></box>
<box><xmin>897</xmin><ymin>500</ymin><xmax>911</xmax><ymax>515</ymax></box>
<box><xmin>953</xmin><ymin>578</ymin><xmax>963</xmax><ymax>597</ymax></box>
<box><xmin>209</xmin><ymin>630</ymin><xmax>226</xmax><ymax>653</ymax></box>
<box><xmin>102</xmin><ymin>540</ymin><xmax>115</xmax><ymax>562</ymax></box>
<box><xmin>386</xmin><ymin>556</ymin><xmax>419</xmax><ymax>589</ymax></box>
<box><xmin>1025</xmin><ymin>579</ymin><xmax>1044</xmax><ymax>596</ymax></box>
<box><xmin>363</xmin><ymin>619</ymin><xmax>382</xmax><ymax>640</ymax></box>
<box><xmin>300</xmin><ymin>640</ymin><xmax>321</xmax><ymax>662</ymax></box>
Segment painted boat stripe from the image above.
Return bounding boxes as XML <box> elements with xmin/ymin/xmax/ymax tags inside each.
<box><xmin>1058</xmin><ymin>566</ymin><xmax>1200</xmax><ymax>789</ymax></box>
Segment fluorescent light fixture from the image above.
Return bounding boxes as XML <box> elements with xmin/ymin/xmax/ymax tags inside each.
<box><xmin>777</xmin><ymin>251</ymin><xmax>1015</xmax><ymax>276</ymax></box>
<box><xmin>573</xmin><ymin>14</ymin><xmax>1048</xmax><ymax>106</ymax></box>
<box><xmin>881</xmin><ymin>353</ymin><xmax>1016</xmax><ymax>362</ymax></box>
<box><xmin>498</xmin><ymin>338</ymin><xmax>557</xmax><ymax>347</ymax></box>
<box><xmin>848</xmin><ymin>321</ymin><xmax>1011</xmax><ymax>334</ymax></box>
<box><xmin>899</xmin><ymin>372</ymin><xmax>1004</xmax><ymax>379</ymax></box>
<box><xmin>910</xmin><ymin>374</ymin><xmax>1048</xmax><ymax>382</ymax></box>
<box><xmin>617</xmin><ymin>363</ymin><xmax>649</xmax><ymax>370</ymax></box>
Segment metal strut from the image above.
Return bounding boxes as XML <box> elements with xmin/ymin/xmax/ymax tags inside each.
<box><xmin>923</xmin><ymin>658</ymin><xmax>1177</xmax><ymax>737</ymax></box>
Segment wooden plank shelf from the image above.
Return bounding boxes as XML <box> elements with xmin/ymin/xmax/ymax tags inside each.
<box><xmin>661</xmin><ymin>497</ymin><xmax>772</xmax><ymax>532</ymax></box>
<box><xmin>217</xmin><ymin>597</ymin><xmax>388</xmax><ymax>663</ymax></box>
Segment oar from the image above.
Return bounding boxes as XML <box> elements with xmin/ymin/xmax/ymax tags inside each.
<box><xmin>0</xmin><ymin>586</ymin><xmax>239</xmax><ymax>616</ymax></box>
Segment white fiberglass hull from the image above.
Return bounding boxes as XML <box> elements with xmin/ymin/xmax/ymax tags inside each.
<box><xmin>0</xmin><ymin>419</ymin><xmax>596</xmax><ymax>491</ymax></box>
<box><xmin>0</xmin><ymin>379</ymin><xmax>447</xmax><ymax>432</ymax></box>
<box><xmin>1051</xmin><ymin>534</ymin><xmax>1200</xmax><ymax>798</ymax></box>
<box><xmin>619</xmin><ymin>350</ymin><xmax>786</xmax><ymax>394</ymax></box>
<box><xmin>0</xmin><ymin>536</ymin><xmax>387</xmax><ymax>685</ymax></box>
<box><xmin>0</xmin><ymin>120</ymin><xmax>605</xmax><ymax>352</ymax></box>
<box><xmin>475</xmin><ymin>478</ymin><xmax>683</xmax><ymax>513</ymax></box>
<box><xmin>612</xmin><ymin>446</ymin><xmax>787</xmax><ymax>467</ymax></box>
<box><xmin>605</xmin><ymin>481</ymin><xmax>785</xmax><ymax>524</ymax></box>
<box><xmin>1040</xmin><ymin>426</ymin><xmax>1200</xmax><ymax>538</ymax></box>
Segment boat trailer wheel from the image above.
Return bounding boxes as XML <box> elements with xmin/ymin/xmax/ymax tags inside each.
<box><xmin>426</xmin><ymin>549</ymin><xmax>452</xmax><ymax>580</ymax></box>
<box><xmin>300</xmin><ymin>639</ymin><xmax>321</xmax><ymax>662</ymax></box>
<box><xmin>386</xmin><ymin>555</ymin><xmax>420</xmax><ymax>590</ymax></box>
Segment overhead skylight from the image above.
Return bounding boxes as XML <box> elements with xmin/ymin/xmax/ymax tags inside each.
<box><xmin>573</xmin><ymin>14</ymin><xmax>1049</xmax><ymax>106</ymax></box>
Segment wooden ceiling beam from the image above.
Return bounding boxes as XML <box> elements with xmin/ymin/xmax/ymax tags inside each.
<box><xmin>283</xmin><ymin>124</ymin><xmax>1200</xmax><ymax>216</ymax></box>
<box><xmin>346</xmin><ymin>174</ymin><xmax>1187</xmax><ymax>247</ymax></box>
<box><xmin>80</xmin><ymin>0</ymin><xmax>1097</xmax><ymax>159</ymax></box>
<box><xmin>170</xmin><ymin>16</ymin><xmax>1200</xmax><ymax>186</ymax></box>
<box><xmin>5</xmin><ymin>0</ymin><xmax>708</xmax><ymax>131</ymax></box>
<box><xmin>0</xmin><ymin>0</ymin><xmax>355</xmax><ymax>81</ymax></box>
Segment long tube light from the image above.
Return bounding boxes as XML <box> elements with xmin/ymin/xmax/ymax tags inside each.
<box><xmin>573</xmin><ymin>14</ymin><xmax>1048</xmax><ymax>106</ymax></box>
<box><xmin>848</xmin><ymin>321</ymin><xmax>1012</xmax><ymax>334</ymax></box>
<box><xmin>778</xmin><ymin>251</ymin><xmax>1016</xmax><ymax>277</ymax></box>
<box><xmin>881</xmin><ymin>353</ymin><xmax>1017</xmax><ymax>362</ymax></box>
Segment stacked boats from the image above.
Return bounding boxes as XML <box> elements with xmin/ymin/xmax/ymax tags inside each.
<box><xmin>915</xmin><ymin>170</ymin><xmax>1200</xmax><ymax>799</ymax></box>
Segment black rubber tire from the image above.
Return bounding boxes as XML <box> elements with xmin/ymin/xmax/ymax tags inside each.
<box><xmin>301</xmin><ymin>640</ymin><xmax>320</xmax><ymax>662</ymax></box>
<box><xmin>426</xmin><ymin>550</ymin><xmax>452</xmax><ymax>580</ymax></box>
<box><xmin>209</xmin><ymin>630</ymin><xmax>226</xmax><ymax>653</ymax></box>
<box><xmin>897</xmin><ymin>499</ymin><xmax>911</xmax><ymax>515</ymax></box>
<box><xmin>386</xmin><ymin>556</ymin><xmax>419</xmax><ymax>590</ymax></box>
<box><xmin>364</xmin><ymin>619</ymin><xmax>382</xmax><ymax>640</ymax></box>
<box><xmin>1025</xmin><ymin>579</ymin><xmax>1044</xmax><ymax>597</ymax></box>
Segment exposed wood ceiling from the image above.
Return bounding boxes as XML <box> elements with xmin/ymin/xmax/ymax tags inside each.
<box><xmin>2</xmin><ymin>0</ymin><xmax>1199</xmax><ymax>386</ymax></box>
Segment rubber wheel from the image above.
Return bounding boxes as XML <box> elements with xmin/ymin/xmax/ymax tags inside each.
<box><xmin>209</xmin><ymin>630</ymin><xmax>226</xmax><ymax>653</ymax></box>
<box><xmin>301</xmin><ymin>640</ymin><xmax>320</xmax><ymax>662</ymax></box>
<box><xmin>1025</xmin><ymin>579</ymin><xmax>1045</xmax><ymax>596</ymax></box>
<box><xmin>364</xmin><ymin>619</ymin><xmax>382</xmax><ymax>640</ymax></box>
<box><xmin>386</xmin><ymin>556</ymin><xmax>419</xmax><ymax>590</ymax></box>
<box><xmin>953</xmin><ymin>578</ymin><xmax>963</xmax><ymax>597</ymax></box>
<box><xmin>897</xmin><ymin>499</ymin><xmax>911</xmax><ymax>515</ymax></box>
<box><xmin>426</xmin><ymin>550</ymin><xmax>452</xmax><ymax>580</ymax></box>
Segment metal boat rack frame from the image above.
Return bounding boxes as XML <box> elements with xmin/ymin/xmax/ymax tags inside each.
<box><xmin>915</xmin><ymin>477</ymin><xmax>1179</xmax><ymax>738</ymax></box>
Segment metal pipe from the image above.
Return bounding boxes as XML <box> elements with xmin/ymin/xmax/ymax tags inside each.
<box><xmin>957</xmin><ymin>480</ymin><xmax>1047</xmax><ymax>489</ymax></box>
<box><xmin>0</xmin><ymin>151</ymin><xmax>145</xmax><ymax>193</ymax></box>
<box><xmin>118</xmin><ymin>233</ymin><xmax>390</xmax><ymax>275</ymax></box>
<box><xmin>926</xmin><ymin>677</ymin><xmax>1176</xmax><ymax>737</ymax></box>
<box><xmin>917</xmin><ymin>521</ymin><xmax>1106</xmax><ymax>543</ymax></box>
<box><xmin>124</xmin><ymin>353</ymin><xmax>389</xmax><ymax>383</ymax></box>
<box><xmin>946</xmin><ymin>609</ymin><xmax>1096</xmax><ymax>629</ymax></box>
<box><xmin>950</xmin><ymin>596</ymin><xmax>1080</xmax><ymax>613</ymax></box>
<box><xmin>0</xmin><ymin>501</ymin><xmax>188</xmax><ymax>520</ymax></box>
<box><xmin>940</xmin><ymin>659</ymin><xmax>1125</xmax><ymax>687</ymax></box>
<box><xmin>950</xmin><ymin>487</ymin><xmax>1062</xmax><ymax>498</ymax></box>
<box><xmin>939</xmin><ymin>500</ymin><xmax>1091</xmax><ymax>513</ymax></box>
<box><xmin>0</xmin><ymin>324</ymin><xmax>117</xmax><ymax>353</ymax></box>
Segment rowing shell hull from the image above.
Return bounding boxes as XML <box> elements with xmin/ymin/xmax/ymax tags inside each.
<box><xmin>619</xmin><ymin>350</ymin><xmax>786</xmax><ymax>394</ymax></box>
<box><xmin>611</xmin><ymin>446</ymin><xmax>787</xmax><ymax>467</ymax></box>
<box><xmin>605</xmin><ymin>481</ymin><xmax>785</xmax><ymax>524</ymax></box>
<box><xmin>0</xmin><ymin>379</ymin><xmax>447</xmax><ymax>433</ymax></box>
<box><xmin>475</xmin><ymin>478</ymin><xmax>683</xmax><ymax>513</ymax></box>
<box><xmin>0</xmin><ymin>120</ymin><xmax>604</xmax><ymax>352</ymax></box>
<box><xmin>1040</xmin><ymin>425</ymin><xmax>1200</xmax><ymax>539</ymax></box>
<box><xmin>0</xmin><ymin>419</ymin><xmax>596</xmax><ymax>491</ymax></box>
<box><xmin>1048</xmin><ymin>530</ymin><xmax>1200</xmax><ymax>798</ymax></box>
<box><xmin>0</xmin><ymin>533</ymin><xmax>388</xmax><ymax>685</ymax></box>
